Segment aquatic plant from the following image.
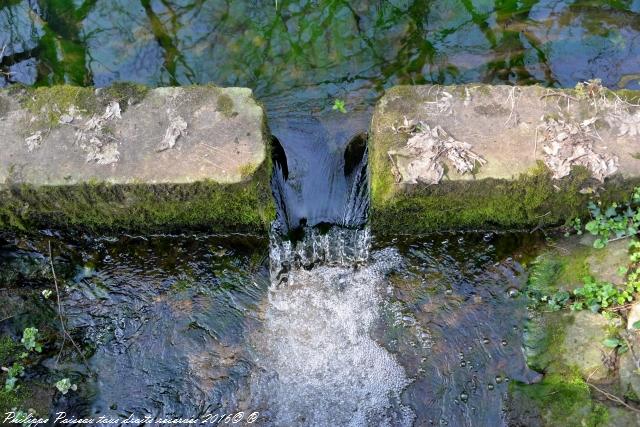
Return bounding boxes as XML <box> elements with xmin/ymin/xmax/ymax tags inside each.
<box><xmin>332</xmin><ymin>99</ymin><xmax>347</xmax><ymax>113</ymax></box>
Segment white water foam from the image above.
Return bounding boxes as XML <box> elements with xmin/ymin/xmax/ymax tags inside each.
<box><xmin>250</xmin><ymin>248</ymin><xmax>415</xmax><ymax>426</ymax></box>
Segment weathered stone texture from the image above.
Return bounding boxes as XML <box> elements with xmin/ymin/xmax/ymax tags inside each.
<box><xmin>0</xmin><ymin>85</ymin><xmax>274</xmax><ymax>232</ymax></box>
<box><xmin>370</xmin><ymin>84</ymin><xmax>640</xmax><ymax>233</ymax></box>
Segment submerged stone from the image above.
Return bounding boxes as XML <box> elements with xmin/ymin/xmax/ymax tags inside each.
<box><xmin>369</xmin><ymin>84</ymin><xmax>640</xmax><ymax>233</ymax></box>
<box><xmin>0</xmin><ymin>84</ymin><xmax>274</xmax><ymax>232</ymax></box>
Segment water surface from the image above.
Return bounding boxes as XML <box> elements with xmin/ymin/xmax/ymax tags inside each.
<box><xmin>1</xmin><ymin>231</ymin><xmax>544</xmax><ymax>426</ymax></box>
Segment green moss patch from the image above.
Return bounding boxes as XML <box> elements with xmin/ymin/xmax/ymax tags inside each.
<box><xmin>509</xmin><ymin>371</ymin><xmax>609</xmax><ymax>427</ymax></box>
<box><xmin>216</xmin><ymin>93</ymin><xmax>235</xmax><ymax>118</ymax></box>
<box><xmin>99</xmin><ymin>82</ymin><xmax>150</xmax><ymax>111</ymax></box>
<box><xmin>21</xmin><ymin>85</ymin><xmax>98</xmax><ymax>130</ymax></box>
<box><xmin>0</xmin><ymin>159</ymin><xmax>275</xmax><ymax>233</ymax></box>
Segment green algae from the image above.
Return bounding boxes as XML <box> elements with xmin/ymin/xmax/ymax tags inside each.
<box><xmin>509</xmin><ymin>371</ymin><xmax>609</xmax><ymax>427</ymax></box>
<box><xmin>0</xmin><ymin>157</ymin><xmax>275</xmax><ymax>233</ymax></box>
<box><xmin>370</xmin><ymin>162</ymin><xmax>624</xmax><ymax>234</ymax></box>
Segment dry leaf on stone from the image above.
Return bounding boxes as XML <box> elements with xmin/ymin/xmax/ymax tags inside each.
<box><xmin>424</xmin><ymin>90</ymin><xmax>454</xmax><ymax>116</ymax></box>
<box><xmin>102</xmin><ymin>101</ymin><xmax>121</xmax><ymax>121</ymax></box>
<box><xmin>606</xmin><ymin>109</ymin><xmax>640</xmax><ymax>137</ymax></box>
<box><xmin>157</xmin><ymin>111</ymin><xmax>187</xmax><ymax>152</ymax></box>
<box><xmin>389</xmin><ymin>121</ymin><xmax>485</xmax><ymax>185</ymax></box>
<box><xmin>24</xmin><ymin>131</ymin><xmax>42</xmax><ymax>152</ymax></box>
<box><xmin>75</xmin><ymin>101</ymin><xmax>122</xmax><ymax>165</ymax></box>
<box><xmin>541</xmin><ymin>118</ymin><xmax>617</xmax><ymax>182</ymax></box>
<box><xmin>84</xmin><ymin>136</ymin><xmax>120</xmax><ymax>165</ymax></box>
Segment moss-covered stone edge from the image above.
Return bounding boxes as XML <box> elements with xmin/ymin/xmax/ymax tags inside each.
<box><xmin>0</xmin><ymin>166</ymin><xmax>274</xmax><ymax>234</ymax></box>
<box><xmin>370</xmin><ymin>163</ymin><xmax>640</xmax><ymax>235</ymax></box>
<box><xmin>369</xmin><ymin>84</ymin><xmax>640</xmax><ymax>234</ymax></box>
<box><xmin>1</xmin><ymin>83</ymin><xmax>275</xmax><ymax>234</ymax></box>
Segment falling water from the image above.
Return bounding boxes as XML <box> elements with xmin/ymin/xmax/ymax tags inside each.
<box><xmin>249</xmin><ymin>124</ymin><xmax>418</xmax><ymax>425</ymax></box>
<box><xmin>250</xmin><ymin>244</ymin><xmax>415</xmax><ymax>426</ymax></box>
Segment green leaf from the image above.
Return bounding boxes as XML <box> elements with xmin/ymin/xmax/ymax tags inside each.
<box><xmin>585</xmin><ymin>221</ymin><xmax>599</xmax><ymax>233</ymax></box>
<box><xmin>603</xmin><ymin>338</ymin><xmax>622</xmax><ymax>348</ymax></box>
<box><xmin>4</xmin><ymin>377</ymin><xmax>17</xmax><ymax>392</ymax></box>
<box><xmin>593</xmin><ymin>239</ymin><xmax>606</xmax><ymax>249</ymax></box>
<box><xmin>605</xmin><ymin>206</ymin><xmax>617</xmax><ymax>218</ymax></box>
<box><xmin>332</xmin><ymin>99</ymin><xmax>347</xmax><ymax>113</ymax></box>
<box><xmin>632</xmin><ymin>321</ymin><xmax>640</xmax><ymax>329</ymax></box>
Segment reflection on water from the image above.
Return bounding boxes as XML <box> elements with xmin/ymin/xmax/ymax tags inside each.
<box><xmin>1</xmin><ymin>231</ymin><xmax>543</xmax><ymax>426</ymax></box>
<box><xmin>1</xmin><ymin>0</ymin><xmax>640</xmax><ymax>94</ymax></box>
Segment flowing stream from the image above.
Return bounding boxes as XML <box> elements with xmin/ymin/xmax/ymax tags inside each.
<box><xmin>1</xmin><ymin>226</ymin><xmax>545</xmax><ymax>426</ymax></box>
<box><xmin>3</xmin><ymin>0</ymin><xmax>638</xmax><ymax>424</ymax></box>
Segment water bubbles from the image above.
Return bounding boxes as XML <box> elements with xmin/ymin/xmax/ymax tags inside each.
<box><xmin>483</xmin><ymin>233</ymin><xmax>493</xmax><ymax>242</ymax></box>
<box><xmin>487</xmin><ymin>383</ymin><xmax>494</xmax><ymax>391</ymax></box>
<box><xmin>507</xmin><ymin>288</ymin><xmax>519</xmax><ymax>298</ymax></box>
<box><xmin>445</xmin><ymin>289</ymin><xmax>453</xmax><ymax>296</ymax></box>
<box><xmin>459</xmin><ymin>392</ymin><xmax>468</xmax><ymax>403</ymax></box>
<box><xmin>482</xmin><ymin>337</ymin><xmax>490</xmax><ymax>344</ymax></box>
<box><xmin>460</xmin><ymin>361</ymin><xmax>466</xmax><ymax>368</ymax></box>
<box><xmin>501</xmin><ymin>339</ymin><xmax>508</xmax><ymax>346</ymax></box>
<box><xmin>495</xmin><ymin>376</ymin><xmax>503</xmax><ymax>384</ymax></box>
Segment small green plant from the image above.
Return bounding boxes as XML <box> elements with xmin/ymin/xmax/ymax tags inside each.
<box><xmin>3</xmin><ymin>363</ymin><xmax>24</xmax><ymax>392</ymax></box>
<box><xmin>332</xmin><ymin>99</ymin><xmax>347</xmax><ymax>113</ymax></box>
<box><xmin>602</xmin><ymin>336</ymin><xmax>629</xmax><ymax>354</ymax></box>
<box><xmin>541</xmin><ymin>290</ymin><xmax>571</xmax><ymax>311</ymax></box>
<box><xmin>583</xmin><ymin>188</ymin><xmax>640</xmax><ymax>249</ymax></box>
<box><xmin>55</xmin><ymin>378</ymin><xmax>77</xmax><ymax>395</ymax></box>
<box><xmin>41</xmin><ymin>289</ymin><xmax>52</xmax><ymax>299</ymax></box>
<box><xmin>565</xmin><ymin>218</ymin><xmax>583</xmax><ymax>237</ymax></box>
<box><xmin>20</xmin><ymin>328</ymin><xmax>42</xmax><ymax>353</ymax></box>
<box><xmin>570</xmin><ymin>275</ymin><xmax>636</xmax><ymax>312</ymax></box>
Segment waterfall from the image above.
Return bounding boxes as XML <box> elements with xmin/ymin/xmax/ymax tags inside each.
<box><xmin>250</xmin><ymin>247</ymin><xmax>415</xmax><ymax>426</ymax></box>
<box><xmin>268</xmin><ymin>223</ymin><xmax>371</xmax><ymax>284</ymax></box>
<box><xmin>250</xmin><ymin>123</ymin><xmax>415</xmax><ymax>426</ymax></box>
